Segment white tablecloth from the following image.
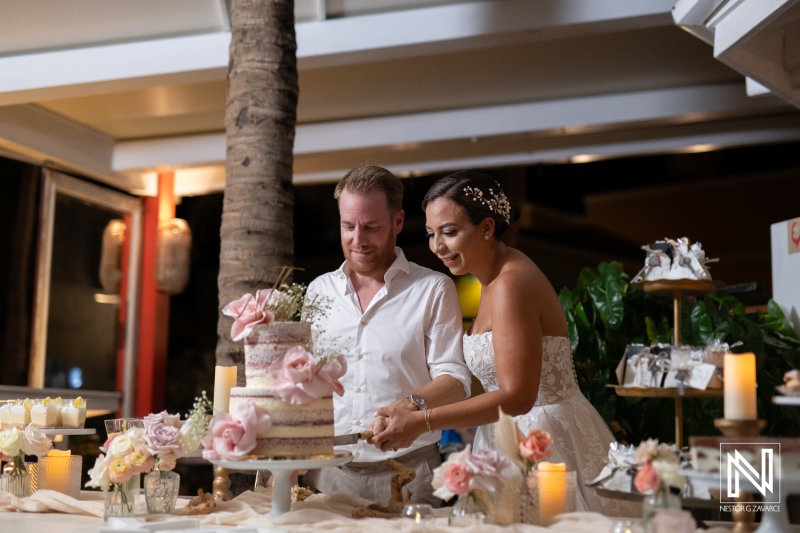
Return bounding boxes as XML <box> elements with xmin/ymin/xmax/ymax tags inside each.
<box><xmin>0</xmin><ymin>489</ymin><xmax>728</xmax><ymax>533</ymax></box>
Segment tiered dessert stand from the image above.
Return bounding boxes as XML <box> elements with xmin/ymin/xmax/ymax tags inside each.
<box><xmin>210</xmin><ymin>451</ymin><xmax>352</xmax><ymax>518</ymax></box>
<box><xmin>610</xmin><ymin>279</ymin><xmax>723</xmax><ymax>448</ymax></box>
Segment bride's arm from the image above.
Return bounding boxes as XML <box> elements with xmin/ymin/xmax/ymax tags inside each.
<box><xmin>374</xmin><ymin>273</ymin><xmax>543</xmax><ymax>450</ymax></box>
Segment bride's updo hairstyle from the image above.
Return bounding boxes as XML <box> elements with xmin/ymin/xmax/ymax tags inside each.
<box><xmin>422</xmin><ymin>170</ymin><xmax>521</xmax><ymax>238</ymax></box>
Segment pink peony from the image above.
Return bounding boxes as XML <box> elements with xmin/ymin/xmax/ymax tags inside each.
<box><xmin>222</xmin><ymin>289</ymin><xmax>277</xmax><ymax>341</ymax></box>
<box><xmin>518</xmin><ymin>429</ymin><xmax>553</xmax><ymax>463</ymax></box>
<box><xmin>634</xmin><ymin>461</ymin><xmax>662</xmax><ymax>493</ymax></box>
<box><xmin>443</xmin><ymin>462</ymin><xmax>473</xmax><ymax>497</ymax></box>
<box><xmin>201</xmin><ymin>400</ymin><xmax>271</xmax><ymax>461</ymax></box>
<box><xmin>466</xmin><ymin>448</ymin><xmax>513</xmax><ymax>494</ymax></box>
<box><xmin>283</xmin><ymin>347</ymin><xmax>316</xmax><ymax>384</ymax></box>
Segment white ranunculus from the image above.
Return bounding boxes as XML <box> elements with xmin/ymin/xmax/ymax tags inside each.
<box><xmin>21</xmin><ymin>423</ymin><xmax>52</xmax><ymax>456</ymax></box>
<box><xmin>108</xmin><ymin>433</ymin><xmax>134</xmax><ymax>458</ymax></box>
<box><xmin>0</xmin><ymin>427</ymin><xmax>23</xmax><ymax>457</ymax></box>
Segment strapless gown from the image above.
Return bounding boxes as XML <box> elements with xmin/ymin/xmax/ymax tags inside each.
<box><xmin>464</xmin><ymin>332</ymin><xmax>629</xmax><ymax>516</ymax></box>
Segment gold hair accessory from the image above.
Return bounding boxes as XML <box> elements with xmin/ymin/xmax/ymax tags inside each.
<box><xmin>462</xmin><ymin>184</ymin><xmax>511</xmax><ymax>225</ymax></box>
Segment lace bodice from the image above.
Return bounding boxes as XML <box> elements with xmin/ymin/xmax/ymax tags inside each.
<box><xmin>463</xmin><ymin>332</ymin><xmax>580</xmax><ymax>406</ymax></box>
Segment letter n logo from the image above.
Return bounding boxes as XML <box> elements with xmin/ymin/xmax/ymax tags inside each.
<box><xmin>720</xmin><ymin>443</ymin><xmax>780</xmax><ymax>504</ymax></box>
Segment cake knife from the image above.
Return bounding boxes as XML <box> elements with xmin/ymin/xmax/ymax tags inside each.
<box><xmin>333</xmin><ymin>429</ymin><xmax>373</xmax><ymax>445</ymax></box>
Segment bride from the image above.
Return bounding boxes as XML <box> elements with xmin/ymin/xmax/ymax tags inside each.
<box><xmin>374</xmin><ymin>170</ymin><xmax>620</xmax><ymax>514</ymax></box>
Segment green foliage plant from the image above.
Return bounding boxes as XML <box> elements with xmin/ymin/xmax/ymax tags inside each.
<box><xmin>559</xmin><ymin>261</ymin><xmax>800</xmax><ymax>445</ymax></box>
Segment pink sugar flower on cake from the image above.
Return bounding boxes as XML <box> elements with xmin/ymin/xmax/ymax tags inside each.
<box><xmin>202</xmin><ymin>399</ymin><xmax>271</xmax><ymax>461</ymax></box>
<box><xmin>222</xmin><ymin>289</ymin><xmax>278</xmax><ymax>341</ymax></box>
<box><xmin>272</xmin><ymin>347</ymin><xmax>348</xmax><ymax>405</ymax></box>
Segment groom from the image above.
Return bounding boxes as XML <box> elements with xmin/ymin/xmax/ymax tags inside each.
<box><xmin>304</xmin><ymin>164</ymin><xmax>470</xmax><ymax>506</ymax></box>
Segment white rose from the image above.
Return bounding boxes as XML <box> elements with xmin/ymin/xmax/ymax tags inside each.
<box><xmin>86</xmin><ymin>454</ymin><xmax>112</xmax><ymax>489</ymax></box>
<box><xmin>108</xmin><ymin>434</ymin><xmax>134</xmax><ymax>457</ymax></box>
<box><xmin>0</xmin><ymin>427</ymin><xmax>23</xmax><ymax>457</ymax></box>
<box><xmin>21</xmin><ymin>424</ymin><xmax>52</xmax><ymax>456</ymax></box>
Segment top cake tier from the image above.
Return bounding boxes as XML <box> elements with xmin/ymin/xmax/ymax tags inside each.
<box><xmin>244</xmin><ymin>321</ymin><xmax>312</xmax><ymax>389</ymax></box>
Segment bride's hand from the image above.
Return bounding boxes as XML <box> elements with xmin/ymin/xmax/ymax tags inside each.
<box><xmin>370</xmin><ymin>406</ymin><xmax>425</xmax><ymax>452</ymax></box>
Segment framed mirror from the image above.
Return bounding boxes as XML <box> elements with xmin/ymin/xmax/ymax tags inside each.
<box><xmin>29</xmin><ymin>169</ymin><xmax>142</xmax><ymax>416</ymax></box>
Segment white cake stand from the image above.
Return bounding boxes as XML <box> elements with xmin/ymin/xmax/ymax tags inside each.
<box><xmin>210</xmin><ymin>451</ymin><xmax>352</xmax><ymax>518</ymax></box>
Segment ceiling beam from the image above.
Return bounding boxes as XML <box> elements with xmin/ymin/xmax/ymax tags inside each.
<box><xmin>113</xmin><ymin>82</ymin><xmax>792</xmax><ymax>172</ymax></box>
<box><xmin>0</xmin><ymin>104</ymin><xmax>141</xmax><ymax>191</ymax></box>
<box><xmin>0</xmin><ymin>32</ymin><xmax>230</xmax><ymax>107</ymax></box>
<box><xmin>0</xmin><ymin>0</ymin><xmax>675</xmax><ymax>106</ymax></box>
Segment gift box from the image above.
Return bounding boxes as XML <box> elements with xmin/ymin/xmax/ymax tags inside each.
<box><xmin>589</xmin><ymin>442</ymin><xmax>638</xmax><ymax>492</ymax></box>
<box><xmin>616</xmin><ymin>345</ymin><xmax>671</xmax><ymax>388</ymax></box>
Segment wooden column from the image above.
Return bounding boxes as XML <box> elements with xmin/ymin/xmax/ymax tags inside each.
<box><xmin>135</xmin><ymin>171</ymin><xmax>175</xmax><ymax>416</ymax></box>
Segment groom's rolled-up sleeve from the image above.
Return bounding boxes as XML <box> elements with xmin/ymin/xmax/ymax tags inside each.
<box><xmin>425</xmin><ymin>276</ymin><xmax>471</xmax><ymax>398</ymax></box>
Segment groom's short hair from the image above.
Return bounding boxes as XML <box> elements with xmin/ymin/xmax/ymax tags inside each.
<box><xmin>334</xmin><ymin>164</ymin><xmax>404</xmax><ymax>212</ymax></box>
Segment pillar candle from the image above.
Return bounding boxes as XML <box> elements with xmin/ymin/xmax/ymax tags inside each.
<box><xmin>723</xmin><ymin>352</ymin><xmax>757</xmax><ymax>420</ymax></box>
<box><xmin>537</xmin><ymin>461</ymin><xmax>567</xmax><ymax>524</ymax></box>
<box><xmin>213</xmin><ymin>366</ymin><xmax>237</xmax><ymax>412</ymax></box>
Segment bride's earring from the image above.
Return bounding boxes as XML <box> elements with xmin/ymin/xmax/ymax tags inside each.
<box><xmin>484</xmin><ymin>234</ymin><xmax>489</xmax><ymax>240</ymax></box>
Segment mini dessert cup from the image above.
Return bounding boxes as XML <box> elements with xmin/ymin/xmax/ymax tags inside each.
<box><xmin>31</xmin><ymin>397</ymin><xmax>59</xmax><ymax>428</ymax></box>
<box><xmin>8</xmin><ymin>398</ymin><xmax>32</xmax><ymax>426</ymax></box>
<box><xmin>61</xmin><ymin>397</ymin><xmax>87</xmax><ymax>428</ymax></box>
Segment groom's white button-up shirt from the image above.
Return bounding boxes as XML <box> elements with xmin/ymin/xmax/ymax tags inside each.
<box><xmin>308</xmin><ymin>247</ymin><xmax>470</xmax><ymax>462</ymax></box>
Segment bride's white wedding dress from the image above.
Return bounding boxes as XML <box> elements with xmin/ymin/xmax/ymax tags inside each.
<box><xmin>464</xmin><ymin>332</ymin><xmax>627</xmax><ymax>515</ymax></box>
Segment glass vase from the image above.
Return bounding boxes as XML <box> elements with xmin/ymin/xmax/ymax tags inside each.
<box><xmin>144</xmin><ymin>469</ymin><xmax>180</xmax><ymax>514</ymax></box>
<box><xmin>642</xmin><ymin>484</ymin><xmax>681</xmax><ymax>526</ymax></box>
<box><xmin>0</xmin><ymin>472</ymin><xmax>31</xmax><ymax>498</ymax></box>
<box><xmin>449</xmin><ymin>491</ymin><xmax>492</xmax><ymax>527</ymax></box>
<box><xmin>104</xmin><ymin>479</ymin><xmax>135</xmax><ymax>520</ymax></box>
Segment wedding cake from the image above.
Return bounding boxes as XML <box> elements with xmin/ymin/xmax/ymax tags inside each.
<box><xmin>228</xmin><ymin>321</ymin><xmax>340</xmax><ymax>458</ymax></box>
<box><xmin>634</xmin><ymin>237</ymin><xmax>717</xmax><ymax>282</ymax></box>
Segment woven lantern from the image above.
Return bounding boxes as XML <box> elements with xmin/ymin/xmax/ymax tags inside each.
<box><xmin>99</xmin><ymin>219</ymin><xmax>126</xmax><ymax>294</ymax></box>
<box><xmin>156</xmin><ymin>218</ymin><xmax>192</xmax><ymax>294</ymax></box>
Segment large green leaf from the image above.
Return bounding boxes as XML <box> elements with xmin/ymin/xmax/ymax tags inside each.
<box><xmin>565</xmin><ymin>308</ymin><xmax>579</xmax><ymax>352</ymax></box>
<box><xmin>691</xmin><ymin>301</ymin><xmax>713</xmax><ymax>345</ymax></box>
<box><xmin>587</xmin><ymin>277</ymin><xmax>625</xmax><ymax>329</ymax></box>
<box><xmin>645</xmin><ymin>316</ymin><xmax>658</xmax><ymax>345</ymax></box>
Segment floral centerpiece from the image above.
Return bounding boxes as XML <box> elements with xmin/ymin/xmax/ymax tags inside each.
<box><xmin>432</xmin><ymin>444</ymin><xmax>512</xmax><ymax>526</ymax></box>
<box><xmin>633</xmin><ymin>438</ymin><xmax>684</xmax><ymax>523</ymax></box>
<box><xmin>496</xmin><ymin>408</ymin><xmax>566</xmax><ymax>525</ymax></box>
<box><xmin>0</xmin><ymin>423</ymin><xmax>52</xmax><ymax>497</ymax></box>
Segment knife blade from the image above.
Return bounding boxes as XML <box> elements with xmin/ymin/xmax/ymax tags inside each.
<box><xmin>333</xmin><ymin>429</ymin><xmax>373</xmax><ymax>446</ymax></box>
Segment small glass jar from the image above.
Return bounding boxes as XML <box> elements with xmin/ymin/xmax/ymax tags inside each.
<box><xmin>104</xmin><ymin>479</ymin><xmax>136</xmax><ymax>520</ymax></box>
<box><xmin>143</xmin><ymin>469</ymin><xmax>180</xmax><ymax>514</ymax></box>
<box><xmin>642</xmin><ymin>484</ymin><xmax>681</xmax><ymax>526</ymax></box>
<box><xmin>449</xmin><ymin>491</ymin><xmax>492</xmax><ymax>527</ymax></box>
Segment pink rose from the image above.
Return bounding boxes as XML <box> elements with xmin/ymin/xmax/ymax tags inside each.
<box><xmin>518</xmin><ymin>429</ymin><xmax>553</xmax><ymax>463</ymax></box>
<box><xmin>443</xmin><ymin>462</ymin><xmax>473</xmax><ymax>497</ymax></box>
<box><xmin>145</xmin><ymin>411</ymin><xmax>182</xmax><ymax>428</ymax></box>
<box><xmin>283</xmin><ymin>347</ymin><xmax>316</xmax><ymax>384</ymax></box>
<box><xmin>634</xmin><ymin>461</ymin><xmax>661</xmax><ymax>493</ymax></box>
<box><xmin>201</xmin><ymin>400</ymin><xmax>271</xmax><ymax>461</ymax></box>
<box><xmin>222</xmin><ymin>290</ymin><xmax>277</xmax><ymax>341</ymax></box>
<box><xmin>316</xmin><ymin>356</ymin><xmax>347</xmax><ymax>396</ymax></box>
<box><xmin>145</xmin><ymin>422</ymin><xmax>182</xmax><ymax>458</ymax></box>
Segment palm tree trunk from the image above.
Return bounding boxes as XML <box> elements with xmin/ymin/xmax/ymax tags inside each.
<box><xmin>217</xmin><ymin>0</ymin><xmax>298</xmax><ymax>371</ymax></box>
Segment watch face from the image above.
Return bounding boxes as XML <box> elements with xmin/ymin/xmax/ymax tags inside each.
<box><xmin>409</xmin><ymin>394</ymin><xmax>427</xmax><ymax>409</ymax></box>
